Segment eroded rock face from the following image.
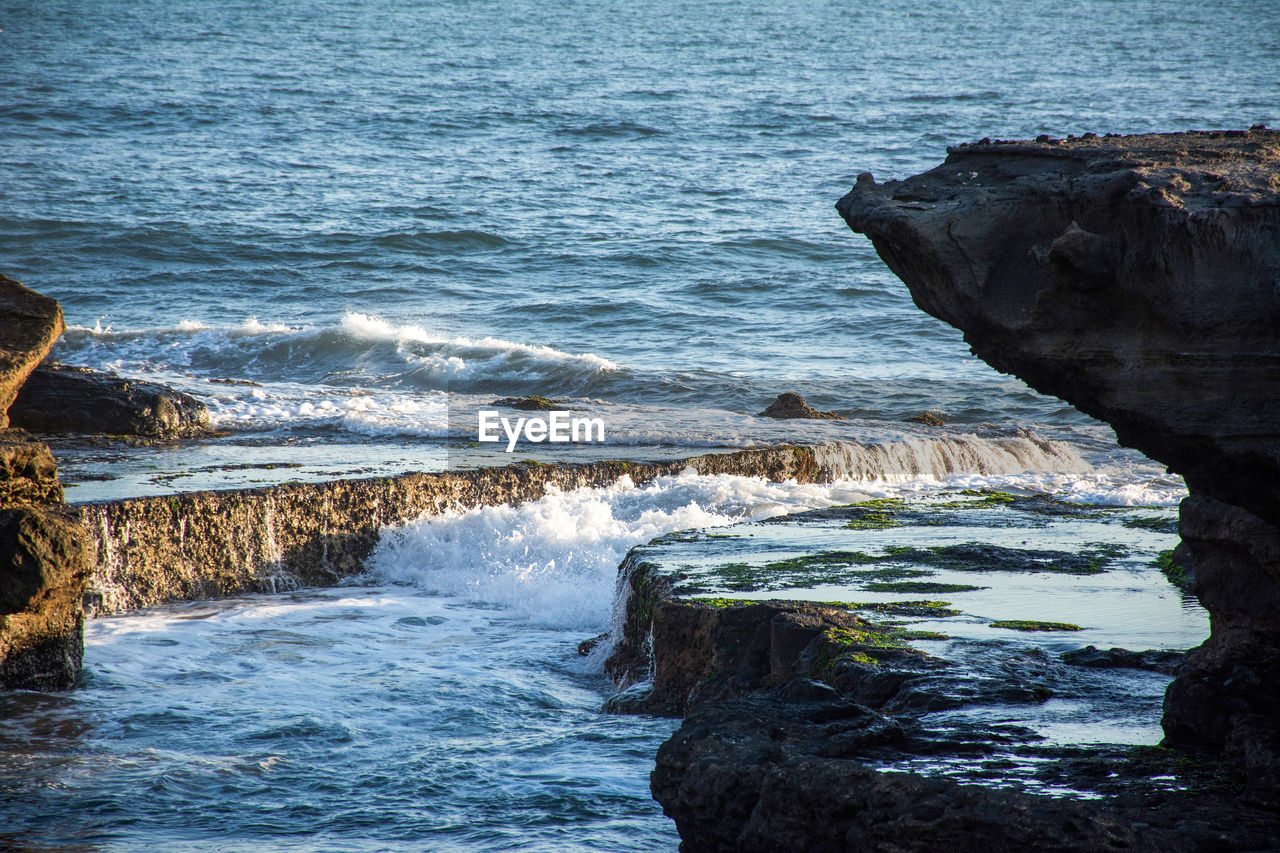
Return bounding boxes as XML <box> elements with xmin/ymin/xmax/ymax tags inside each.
<box><xmin>838</xmin><ymin>129</ymin><xmax>1280</xmax><ymax>523</ymax></box>
<box><xmin>837</xmin><ymin>129</ymin><xmax>1280</xmax><ymax>780</ymax></box>
<box><xmin>0</xmin><ymin>503</ymin><xmax>90</xmax><ymax>690</ymax></box>
<box><xmin>10</xmin><ymin>363</ymin><xmax>212</xmax><ymax>439</ymax></box>
<box><xmin>0</xmin><ymin>275</ymin><xmax>65</xmax><ymax>430</ymax></box>
<box><xmin>0</xmin><ymin>431</ymin><xmax>89</xmax><ymax>690</ymax></box>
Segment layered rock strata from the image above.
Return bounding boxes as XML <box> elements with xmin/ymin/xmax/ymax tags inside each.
<box><xmin>837</xmin><ymin>128</ymin><xmax>1280</xmax><ymax>783</ymax></box>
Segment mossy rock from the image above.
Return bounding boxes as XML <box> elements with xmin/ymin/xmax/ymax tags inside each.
<box><xmin>864</xmin><ymin>581</ymin><xmax>985</xmax><ymax>594</ymax></box>
<box><xmin>990</xmin><ymin>619</ymin><xmax>1084</xmax><ymax>632</ymax></box>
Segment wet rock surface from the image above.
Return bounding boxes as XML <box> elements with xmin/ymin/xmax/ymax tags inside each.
<box><xmin>0</xmin><ymin>279</ymin><xmax>91</xmax><ymax>690</ymax></box>
<box><xmin>838</xmin><ymin>129</ymin><xmax>1280</xmax><ymax>785</ymax></box>
<box><xmin>0</xmin><ymin>432</ymin><xmax>89</xmax><ymax>690</ymax></box>
<box><xmin>0</xmin><ymin>275</ymin><xmax>64</xmax><ymax>430</ymax></box>
<box><xmin>77</xmin><ymin>445</ymin><xmax>837</xmax><ymax>616</ymax></box>
<box><xmin>1061</xmin><ymin>645</ymin><xmax>1186</xmax><ymax>675</ymax></box>
<box><xmin>654</xmin><ymin>693</ymin><xmax>1280</xmax><ymax>853</ymax></box>
<box><xmin>10</xmin><ymin>363</ymin><xmax>212</xmax><ymax>439</ymax></box>
<box><xmin>757</xmin><ymin>391</ymin><xmax>845</xmax><ymax>420</ymax></box>
<box><xmin>604</xmin><ymin>496</ymin><xmax>1277</xmax><ymax>850</ymax></box>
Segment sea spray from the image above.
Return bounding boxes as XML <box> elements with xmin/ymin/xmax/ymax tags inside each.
<box><xmin>367</xmin><ymin>472</ymin><xmax>874</xmax><ymax>632</ymax></box>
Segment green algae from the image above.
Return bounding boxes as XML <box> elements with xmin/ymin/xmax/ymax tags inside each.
<box><xmin>677</xmin><ymin>538</ymin><xmax>1123</xmax><ymax>597</ymax></box>
<box><xmin>691</xmin><ymin>597</ymin><xmax>758</xmax><ymax>608</ymax></box>
<box><xmin>990</xmin><ymin>620</ymin><xmax>1084</xmax><ymax>632</ymax></box>
<box><xmin>864</xmin><ymin>581</ymin><xmax>985</xmax><ymax>594</ymax></box>
<box><xmin>1154</xmin><ymin>549</ymin><xmax>1194</xmax><ymax>593</ymax></box>
<box><xmin>1124</xmin><ymin>515</ymin><xmax>1180</xmax><ymax>535</ymax></box>
<box><xmin>839</xmin><ymin>498</ymin><xmax>908</xmax><ymax>530</ymax></box>
<box><xmin>935</xmin><ymin>490</ymin><xmax>1019</xmax><ymax>509</ymax></box>
<box><xmin>879</xmin><ymin>542</ymin><xmax>1125</xmax><ymax>575</ymax></box>
<box><xmin>850</xmin><ymin>600</ymin><xmax>960</xmax><ymax>618</ymax></box>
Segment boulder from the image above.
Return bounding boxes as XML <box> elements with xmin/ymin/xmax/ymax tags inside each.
<box><xmin>0</xmin><ymin>429</ymin><xmax>88</xmax><ymax>690</ymax></box>
<box><xmin>10</xmin><ymin>363</ymin><xmax>211</xmax><ymax>439</ymax></box>
<box><xmin>0</xmin><ymin>275</ymin><xmax>65</xmax><ymax>429</ymax></box>
<box><xmin>0</xmin><ymin>503</ymin><xmax>90</xmax><ymax>690</ymax></box>
<box><xmin>837</xmin><ymin>129</ymin><xmax>1280</xmax><ymax>782</ymax></box>
<box><xmin>757</xmin><ymin>391</ymin><xmax>845</xmax><ymax>420</ymax></box>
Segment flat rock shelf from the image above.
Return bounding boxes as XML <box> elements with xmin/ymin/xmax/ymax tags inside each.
<box><xmin>601</xmin><ymin>491</ymin><xmax>1280</xmax><ymax>850</ymax></box>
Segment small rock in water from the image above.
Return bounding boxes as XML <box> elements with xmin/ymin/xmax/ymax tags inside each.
<box><xmin>1061</xmin><ymin>645</ymin><xmax>1186</xmax><ymax>675</ymax></box>
<box><xmin>757</xmin><ymin>392</ymin><xmax>845</xmax><ymax>420</ymax></box>
<box><xmin>905</xmin><ymin>411</ymin><xmax>946</xmax><ymax>426</ymax></box>
<box><xmin>491</xmin><ymin>395</ymin><xmax>561</xmax><ymax>410</ymax></box>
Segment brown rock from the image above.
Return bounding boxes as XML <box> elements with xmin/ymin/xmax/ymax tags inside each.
<box><xmin>757</xmin><ymin>391</ymin><xmax>845</xmax><ymax>420</ymax></box>
<box><xmin>0</xmin><ymin>429</ymin><xmax>64</xmax><ymax>506</ymax></box>
<box><xmin>905</xmin><ymin>411</ymin><xmax>946</xmax><ymax>426</ymax></box>
<box><xmin>0</xmin><ymin>505</ymin><xmax>90</xmax><ymax>690</ymax></box>
<box><xmin>0</xmin><ymin>428</ymin><xmax>88</xmax><ymax>691</ymax></box>
<box><xmin>0</xmin><ymin>275</ymin><xmax>65</xmax><ymax>429</ymax></box>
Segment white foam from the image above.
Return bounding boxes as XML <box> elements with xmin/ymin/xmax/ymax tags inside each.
<box><xmin>367</xmin><ymin>455</ymin><xmax>1184</xmax><ymax>640</ymax></box>
<box><xmin>56</xmin><ymin>313</ymin><xmax>619</xmax><ymax>396</ymax></box>
<box><xmin>205</xmin><ymin>382</ymin><xmax>452</xmax><ymax>437</ymax></box>
<box><xmin>367</xmin><ymin>472</ymin><xmax>872</xmax><ymax>632</ymax></box>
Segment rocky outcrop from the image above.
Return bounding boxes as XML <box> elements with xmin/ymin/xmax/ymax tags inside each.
<box><xmin>0</xmin><ymin>431</ymin><xmax>89</xmax><ymax>690</ymax></box>
<box><xmin>10</xmin><ymin>363</ymin><xmax>212</xmax><ymax>439</ymax></box>
<box><xmin>603</xmin><ymin>553</ymin><xmax>867</xmax><ymax>716</ymax></box>
<box><xmin>838</xmin><ymin>129</ymin><xmax>1280</xmax><ymax>784</ymax></box>
<box><xmin>76</xmin><ymin>446</ymin><xmax>838</xmax><ymax>616</ymax></box>
<box><xmin>615</xmin><ymin>510</ymin><xmax>1280</xmax><ymax>850</ymax></box>
<box><xmin>0</xmin><ymin>275</ymin><xmax>64</xmax><ymax>430</ymax></box>
<box><xmin>653</xmin><ymin>695</ymin><xmax>1280</xmax><ymax>853</ymax></box>
<box><xmin>0</xmin><ymin>277</ymin><xmax>90</xmax><ymax>690</ymax></box>
<box><xmin>757</xmin><ymin>392</ymin><xmax>845</xmax><ymax>420</ymax></box>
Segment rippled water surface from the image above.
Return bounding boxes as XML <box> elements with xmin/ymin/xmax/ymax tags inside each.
<box><xmin>1</xmin><ymin>0</ymin><xmax>1276</xmax><ymax>848</ymax></box>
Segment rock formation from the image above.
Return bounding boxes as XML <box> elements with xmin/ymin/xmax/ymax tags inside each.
<box><xmin>10</xmin><ymin>363</ymin><xmax>211</xmax><ymax>439</ymax></box>
<box><xmin>0</xmin><ymin>275</ymin><xmax>64</xmax><ymax>430</ymax></box>
<box><xmin>757</xmin><ymin>391</ymin><xmax>845</xmax><ymax>420</ymax></box>
<box><xmin>0</xmin><ymin>278</ymin><xmax>90</xmax><ymax>689</ymax></box>
<box><xmin>837</xmin><ymin>129</ymin><xmax>1280</xmax><ymax>782</ymax></box>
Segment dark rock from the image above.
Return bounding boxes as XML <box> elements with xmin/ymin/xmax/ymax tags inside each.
<box><xmin>0</xmin><ymin>274</ymin><xmax>64</xmax><ymax>429</ymax></box>
<box><xmin>490</xmin><ymin>395</ymin><xmax>561</xmax><ymax>411</ymax></box>
<box><xmin>1061</xmin><ymin>645</ymin><xmax>1186</xmax><ymax>675</ymax></box>
<box><xmin>653</xmin><ymin>694</ymin><xmax>1280</xmax><ymax>853</ymax></box>
<box><xmin>837</xmin><ymin>129</ymin><xmax>1280</xmax><ymax>782</ymax></box>
<box><xmin>837</xmin><ymin>129</ymin><xmax>1280</xmax><ymax>526</ymax></box>
<box><xmin>757</xmin><ymin>392</ymin><xmax>845</xmax><ymax>420</ymax></box>
<box><xmin>0</xmin><ymin>426</ymin><xmax>89</xmax><ymax>691</ymax></box>
<box><xmin>0</xmin><ymin>505</ymin><xmax>90</xmax><ymax>690</ymax></box>
<box><xmin>577</xmin><ymin>632</ymin><xmax>608</xmax><ymax>656</ymax></box>
<box><xmin>10</xmin><ymin>363</ymin><xmax>211</xmax><ymax>439</ymax></box>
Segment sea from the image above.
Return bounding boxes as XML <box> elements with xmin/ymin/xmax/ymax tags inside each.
<box><xmin>1</xmin><ymin>0</ymin><xmax>1277</xmax><ymax>849</ymax></box>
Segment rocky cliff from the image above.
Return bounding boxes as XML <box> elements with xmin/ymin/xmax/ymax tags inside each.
<box><xmin>837</xmin><ymin>129</ymin><xmax>1280</xmax><ymax>783</ymax></box>
<box><xmin>0</xmin><ymin>276</ymin><xmax>90</xmax><ymax>689</ymax></box>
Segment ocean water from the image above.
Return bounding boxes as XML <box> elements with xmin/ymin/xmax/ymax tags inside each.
<box><xmin>1</xmin><ymin>0</ymin><xmax>1276</xmax><ymax>848</ymax></box>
